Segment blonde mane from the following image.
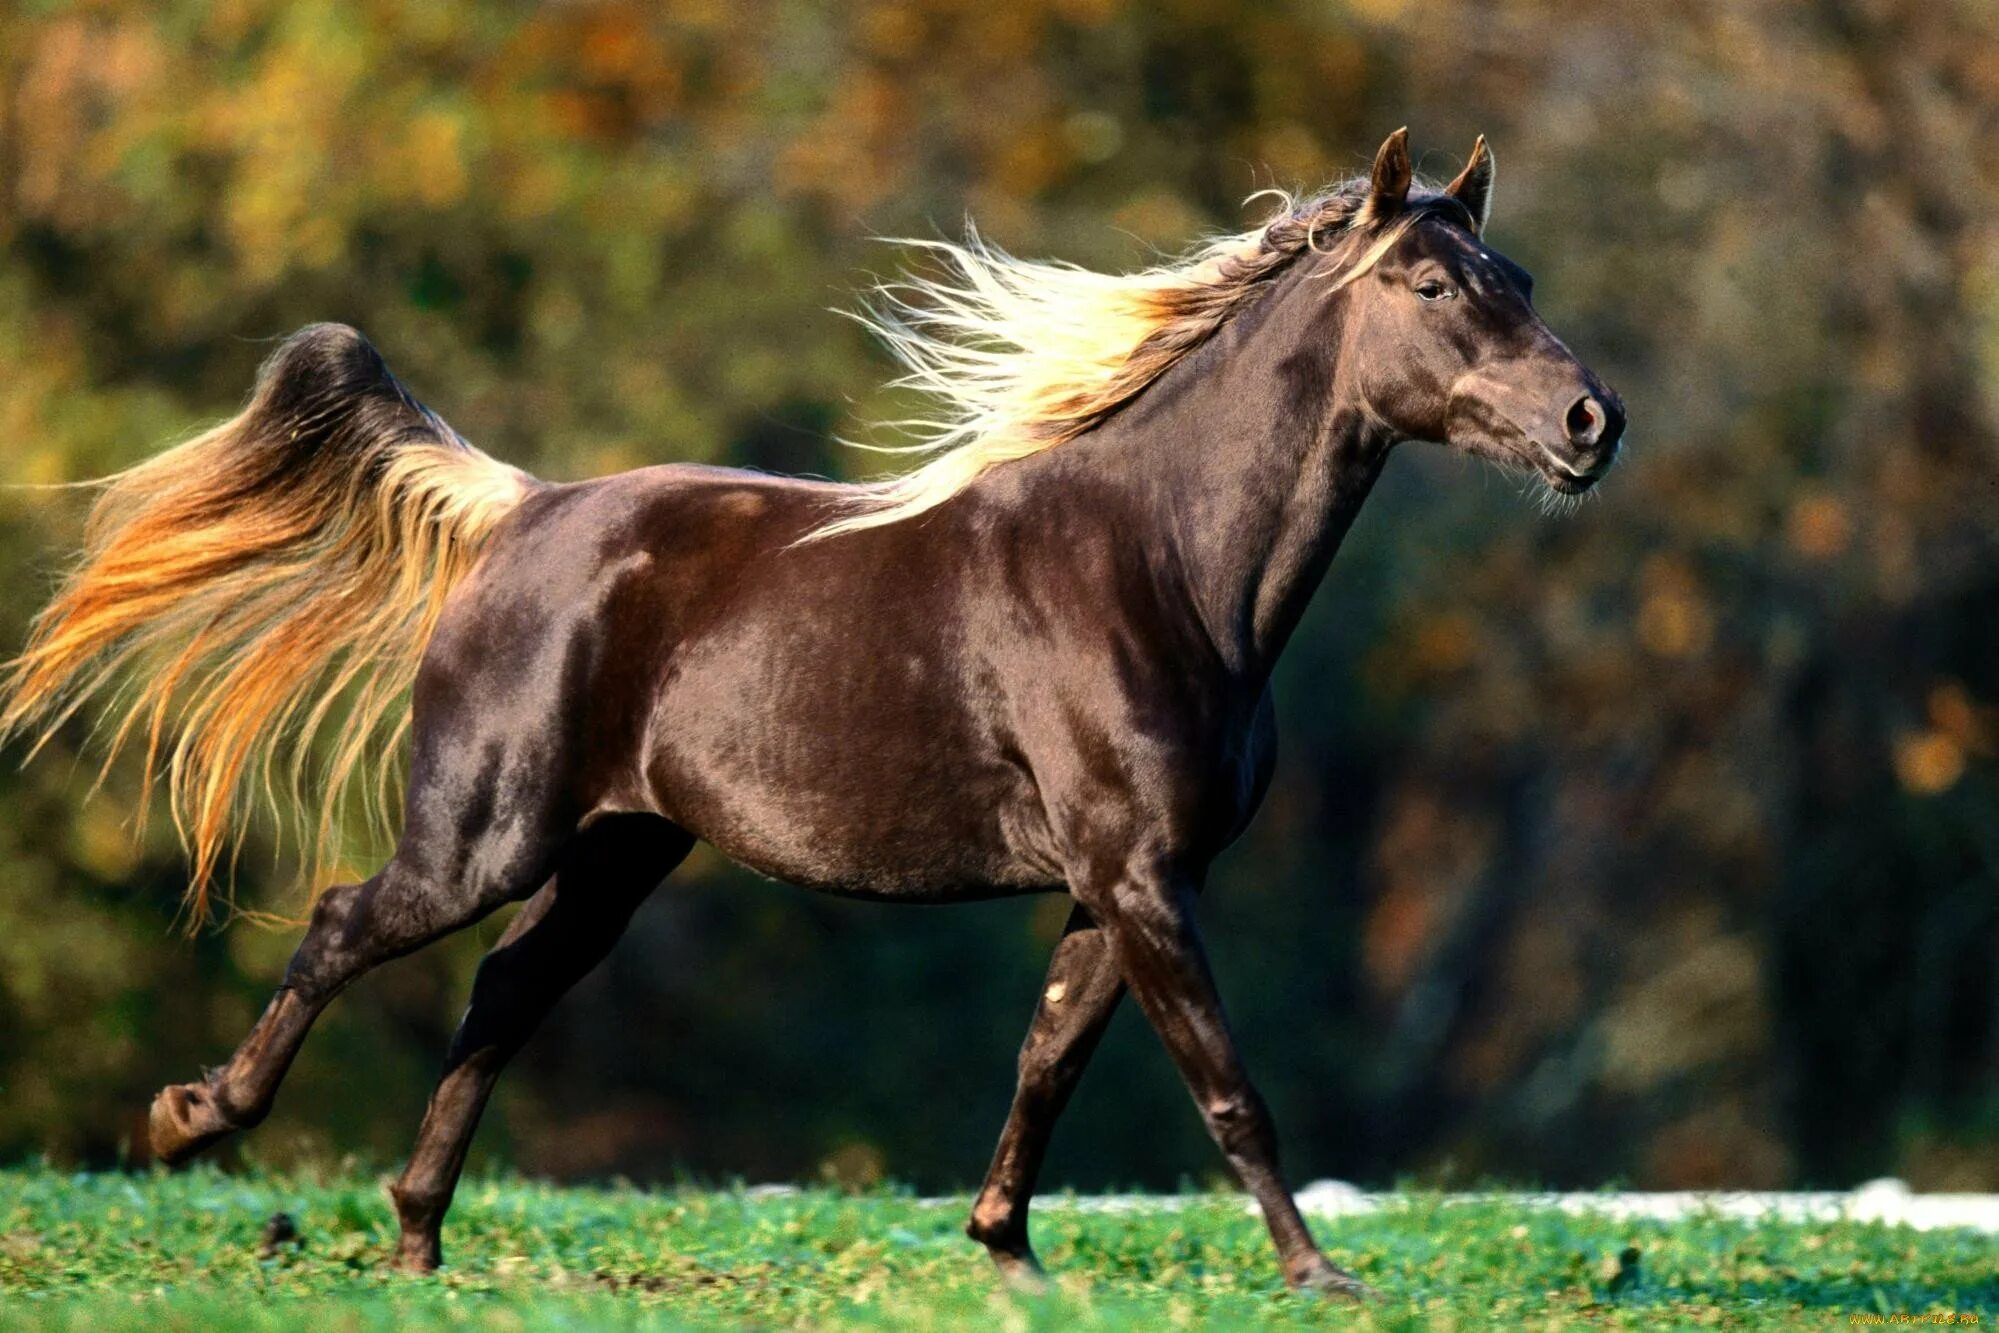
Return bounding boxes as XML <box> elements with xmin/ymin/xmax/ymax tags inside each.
<box><xmin>813</xmin><ymin>179</ymin><xmax>1429</xmax><ymax>538</ymax></box>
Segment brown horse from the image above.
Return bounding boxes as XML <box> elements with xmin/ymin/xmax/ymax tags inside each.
<box><xmin>1</xmin><ymin>130</ymin><xmax>1621</xmax><ymax>1295</ymax></box>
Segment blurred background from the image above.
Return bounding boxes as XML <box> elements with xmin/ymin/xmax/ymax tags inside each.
<box><xmin>2</xmin><ymin>0</ymin><xmax>1996</xmax><ymax>1196</ymax></box>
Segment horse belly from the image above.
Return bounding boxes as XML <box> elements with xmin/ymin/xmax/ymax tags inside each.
<box><xmin>641</xmin><ymin>648</ymin><xmax>1059</xmax><ymax>901</ymax></box>
<box><xmin>661</xmin><ymin>762</ymin><xmax>1057</xmax><ymax>900</ymax></box>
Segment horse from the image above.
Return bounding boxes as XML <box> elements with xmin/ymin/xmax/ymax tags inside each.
<box><xmin>0</xmin><ymin>129</ymin><xmax>1622</xmax><ymax>1295</ymax></box>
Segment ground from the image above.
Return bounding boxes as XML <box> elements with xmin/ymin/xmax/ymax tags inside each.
<box><xmin>0</xmin><ymin>1167</ymin><xmax>1994</xmax><ymax>1329</ymax></box>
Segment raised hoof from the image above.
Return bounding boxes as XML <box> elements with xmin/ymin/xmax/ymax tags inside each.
<box><xmin>147</xmin><ymin>1082</ymin><xmax>240</xmax><ymax>1166</ymax></box>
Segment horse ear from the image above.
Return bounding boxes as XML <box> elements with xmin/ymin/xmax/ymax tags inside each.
<box><xmin>1445</xmin><ymin>135</ymin><xmax>1495</xmax><ymax>233</ymax></box>
<box><xmin>1365</xmin><ymin>127</ymin><xmax>1412</xmax><ymax>222</ymax></box>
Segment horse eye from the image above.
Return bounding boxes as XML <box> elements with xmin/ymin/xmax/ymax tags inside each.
<box><xmin>1415</xmin><ymin>280</ymin><xmax>1455</xmax><ymax>302</ymax></box>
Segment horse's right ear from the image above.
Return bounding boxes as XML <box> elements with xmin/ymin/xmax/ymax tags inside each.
<box><xmin>1363</xmin><ymin>127</ymin><xmax>1413</xmax><ymax>224</ymax></box>
<box><xmin>1445</xmin><ymin>135</ymin><xmax>1495</xmax><ymax>234</ymax></box>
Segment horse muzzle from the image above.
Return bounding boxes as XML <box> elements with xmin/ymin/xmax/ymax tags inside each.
<box><xmin>1450</xmin><ymin>367</ymin><xmax>1627</xmax><ymax>494</ymax></box>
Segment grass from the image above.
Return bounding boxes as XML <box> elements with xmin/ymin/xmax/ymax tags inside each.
<box><xmin>0</xmin><ymin>1168</ymin><xmax>1995</xmax><ymax>1329</ymax></box>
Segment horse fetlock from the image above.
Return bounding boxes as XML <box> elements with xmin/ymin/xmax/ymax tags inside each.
<box><xmin>390</xmin><ymin>1235</ymin><xmax>444</xmax><ymax>1274</ymax></box>
<box><xmin>389</xmin><ymin>1179</ymin><xmax>447</xmax><ymax>1230</ymax></box>
<box><xmin>963</xmin><ymin>1195</ymin><xmax>1023</xmax><ymax>1250</ymax></box>
<box><xmin>386</xmin><ymin>1183</ymin><xmax>448</xmax><ymax>1272</ymax></box>
<box><xmin>967</xmin><ymin>1207</ymin><xmax>1015</xmax><ymax>1247</ymax></box>
<box><xmin>389</xmin><ymin>1217</ymin><xmax>445</xmax><ymax>1274</ymax></box>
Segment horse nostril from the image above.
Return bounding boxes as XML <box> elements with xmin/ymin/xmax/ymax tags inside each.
<box><xmin>1564</xmin><ymin>395</ymin><xmax>1606</xmax><ymax>448</ymax></box>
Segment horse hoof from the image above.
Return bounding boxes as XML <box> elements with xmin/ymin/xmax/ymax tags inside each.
<box><xmin>390</xmin><ymin>1241</ymin><xmax>443</xmax><ymax>1275</ymax></box>
<box><xmin>986</xmin><ymin>1246</ymin><xmax>1051</xmax><ymax>1294</ymax></box>
<box><xmin>147</xmin><ymin>1082</ymin><xmax>236</xmax><ymax>1165</ymax></box>
<box><xmin>1292</xmin><ymin>1261</ymin><xmax>1379</xmax><ymax>1302</ymax></box>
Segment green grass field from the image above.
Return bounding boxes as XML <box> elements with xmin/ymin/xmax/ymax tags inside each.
<box><xmin>0</xmin><ymin>1168</ymin><xmax>1993</xmax><ymax>1329</ymax></box>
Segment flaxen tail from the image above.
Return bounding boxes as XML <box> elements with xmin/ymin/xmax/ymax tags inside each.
<box><xmin>0</xmin><ymin>324</ymin><xmax>537</xmax><ymax>926</ymax></box>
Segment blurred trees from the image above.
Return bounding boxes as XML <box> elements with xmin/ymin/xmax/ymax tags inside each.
<box><xmin>0</xmin><ymin>0</ymin><xmax>1994</xmax><ymax>1191</ymax></box>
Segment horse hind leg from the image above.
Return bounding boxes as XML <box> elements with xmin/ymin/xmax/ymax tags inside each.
<box><xmin>147</xmin><ymin>758</ymin><xmax>573</xmax><ymax>1163</ymax></box>
<box><xmin>389</xmin><ymin>814</ymin><xmax>693</xmax><ymax>1272</ymax></box>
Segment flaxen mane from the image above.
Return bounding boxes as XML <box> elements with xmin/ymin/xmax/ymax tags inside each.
<box><xmin>813</xmin><ymin>178</ymin><xmax>1447</xmax><ymax>537</ymax></box>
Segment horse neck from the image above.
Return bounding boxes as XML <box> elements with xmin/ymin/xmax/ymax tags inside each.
<box><xmin>1057</xmin><ymin>259</ymin><xmax>1390</xmax><ymax>681</ymax></box>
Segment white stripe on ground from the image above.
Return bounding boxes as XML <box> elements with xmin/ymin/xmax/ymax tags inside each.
<box><xmin>875</xmin><ymin>1179</ymin><xmax>1999</xmax><ymax>1233</ymax></box>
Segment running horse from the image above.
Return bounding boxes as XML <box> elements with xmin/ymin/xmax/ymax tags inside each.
<box><xmin>1</xmin><ymin>130</ymin><xmax>1622</xmax><ymax>1295</ymax></box>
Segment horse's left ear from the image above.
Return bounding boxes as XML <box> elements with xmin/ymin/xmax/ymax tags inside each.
<box><xmin>1445</xmin><ymin>135</ymin><xmax>1495</xmax><ymax>234</ymax></box>
<box><xmin>1364</xmin><ymin>127</ymin><xmax>1413</xmax><ymax>223</ymax></box>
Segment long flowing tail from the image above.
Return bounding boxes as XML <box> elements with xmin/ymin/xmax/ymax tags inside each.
<box><xmin>0</xmin><ymin>323</ymin><xmax>538</xmax><ymax>926</ymax></box>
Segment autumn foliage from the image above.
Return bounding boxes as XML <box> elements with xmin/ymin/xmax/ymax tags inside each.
<box><xmin>0</xmin><ymin>0</ymin><xmax>1994</xmax><ymax>1192</ymax></box>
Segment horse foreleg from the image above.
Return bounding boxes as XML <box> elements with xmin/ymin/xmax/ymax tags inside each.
<box><xmin>1082</xmin><ymin>866</ymin><xmax>1373</xmax><ymax>1299</ymax></box>
<box><xmin>389</xmin><ymin>817</ymin><xmax>689</xmax><ymax>1272</ymax></box>
<box><xmin>966</xmin><ymin>903</ymin><xmax>1125</xmax><ymax>1287</ymax></box>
